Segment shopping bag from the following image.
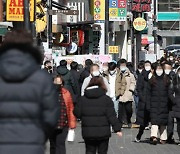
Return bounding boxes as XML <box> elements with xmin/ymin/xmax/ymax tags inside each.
<box><xmin>67</xmin><ymin>129</ymin><xmax>75</xmax><ymax>142</ymax></box>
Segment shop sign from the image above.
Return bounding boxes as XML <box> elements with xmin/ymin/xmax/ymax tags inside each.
<box><xmin>109</xmin><ymin>46</ymin><xmax>119</xmax><ymax>54</ymax></box>
<box><xmin>6</xmin><ymin>0</ymin><xmax>34</xmax><ymax>21</ymax></box>
<box><xmin>94</xmin><ymin>0</ymin><xmax>105</xmax><ymax>21</ymax></box>
<box><xmin>133</xmin><ymin>17</ymin><xmax>147</xmax><ymax>31</ymax></box>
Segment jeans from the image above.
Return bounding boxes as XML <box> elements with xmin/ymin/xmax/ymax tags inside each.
<box><xmin>118</xmin><ymin>101</ymin><xmax>133</xmax><ymax>126</ymax></box>
<box><xmin>177</xmin><ymin>118</ymin><xmax>180</xmax><ymax>140</ymax></box>
<box><xmin>85</xmin><ymin>139</ymin><xmax>109</xmax><ymax>154</ymax></box>
<box><xmin>112</xmin><ymin>97</ymin><xmax>119</xmax><ymax>117</ymax></box>
<box><xmin>50</xmin><ymin>127</ymin><xmax>69</xmax><ymax>154</ymax></box>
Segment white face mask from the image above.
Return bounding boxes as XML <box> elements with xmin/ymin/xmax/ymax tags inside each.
<box><xmin>92</xmin><ymin>71</ymin><xmax>100</xmax><ymax>77</ymax></box>
<box><xmin>102</xmin><ymin>67</ymin><xmax>108</xmax><ymax>72</ymax></box>
<box><xmin>170</xmin><ymin>57</ymin><xmax>174</xmax><ymax>61</ymax></box>
<box><xmin>145</xmin><ymin>66</ymin><xmax>151</xmax><ymax>71</ymax></box>
<box><xmin>120</xmin><ymin>66</ymin><xmax>127</xmax><ymax>72</ymax></box>
<box><xmin>164</xmin><ymin>69</ymin><xmax>171</xmax><ymax>75</ymax></box>
<box><xmin>156</xmin><ymin>70</ymin><xmax>163</xmax><ymax>76</ymax></box>
<box><xmin>138</xmin><ymin>69</ymin><xmax>143</xmax><ymax>73</ymax></box>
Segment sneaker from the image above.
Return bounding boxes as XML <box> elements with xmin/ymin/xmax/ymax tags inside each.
<box><xmin>135</xmin><ymin>137</ymin><xmax>141</xmax><ymax>143</ymax></box>
<box><xmin>167</xmin><ymin>138</ymin><xmax>175</xmax><ymax>144</ymax></box>
<box><xmin>150</xmin><ymin>137</ymin><xmax>158</xmax><ymax>145</ymax></box>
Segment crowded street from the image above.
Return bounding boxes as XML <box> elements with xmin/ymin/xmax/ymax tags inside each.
<box><xmin>1</xmin><ymin>0</ymin><xmax>180</xmax><ymax>154</ymax></box>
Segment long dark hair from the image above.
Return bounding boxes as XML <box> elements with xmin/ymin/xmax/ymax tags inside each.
<box><xmin>150</xmin><ymin>63</ymin><xmax>169</xmax><ymax>86</ymax></box>
<box><xmin>87</xmin><ymin>76</ymin><xmax>107</xmax><ymax>92</ymax></box>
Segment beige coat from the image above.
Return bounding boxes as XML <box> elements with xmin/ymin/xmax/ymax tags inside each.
<box><xmin>119</xmin><ymin>69</ymin><xmax>136</xmax><ymax>103</ymax></box>
<box><xmin>104</xmin><ymin>70</ymin><xmax>127</xmax><ymax>97</ymax></box>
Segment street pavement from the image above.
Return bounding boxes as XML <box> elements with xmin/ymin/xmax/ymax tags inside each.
<box><xmin>45</xmin><ymin>123</ymin><xmax>180</xmax><ymax>154</ymax></box>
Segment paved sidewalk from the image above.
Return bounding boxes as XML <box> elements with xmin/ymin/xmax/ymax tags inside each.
<box><xmin>46</xmin><ymin>123</ymin><xmax>180</xmax><ymax>154</ymax></box>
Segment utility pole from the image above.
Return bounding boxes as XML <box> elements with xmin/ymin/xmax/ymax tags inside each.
<box><xmin>24</xmin><ymin>0</ymin><xmax>31</xmax><ymax>31</ymax></box>
<box><xmin>153</xmin><ymin>0</ymin><xmax>157</xmax><ymax>55</ymax></box>
<box><xmin>0</xmin><ymin>0</ymin><xmax>3</xmax><ymax>22</ymax></box>
<box><xmin>105</xmin><ymin>0</ymin><xmax>109</xmax><ymax>54</ymax></box>
<box><xmin>48</xmin><ymin>0</ymin><xmax>53</xmax><ymax>49</ymax></box>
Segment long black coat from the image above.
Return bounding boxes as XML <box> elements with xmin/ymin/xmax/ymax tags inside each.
<box><xmin>136</xmin><ymin>70</ymin><xmax>151</xmax><ymax>126</ymax></box>
<box><xmin>74</xmin><ymin>87</ymin><xmax>121</xmax><ymax>140</ymax></box>
<box><xmin>149</xmin><ymin>75</ymin><xmax>169</xmax><ymax>125</ymax></box>
<box><xmin>0</xmin><ymin>44</ymin><xmax>59</xmax><ymax>154</ymax></box>
<box><xmin>169</xmin><ymin>73</ymin><xmax>180</xmax><ymax>119</ymax></box>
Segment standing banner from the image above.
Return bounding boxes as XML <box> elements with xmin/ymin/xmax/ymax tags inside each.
<box><xmin>94</xmin><ymin>0</ymin><xmax>105</xmax><ymax>21</ymax></box>
<box><xmin>109</xmin><ymin>0</ymin><xmax>127</xmax><ymax>21</ymax></box>
<box><xmin>6</xmin><ymin>0</ymin><xmax>34</xmax><ymax>21</ymax></box>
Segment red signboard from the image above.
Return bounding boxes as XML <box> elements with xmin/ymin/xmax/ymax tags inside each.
<box><xmin>118</xmin><ymin>0</ymin><xmax>126</xmax><ymax>8</ymax></box>
<box><xmin>132</xmin><ymin>0</ymin><xmax>151</xmax><ymax>12</ymax></box>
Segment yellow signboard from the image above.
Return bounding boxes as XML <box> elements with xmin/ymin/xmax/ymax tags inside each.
<box><xmin>133</xmin><ymin>17</ymin><xmax>147</xmax><ymax>31</ymax></box>
<box><xmin>109</xmin><ymin>46</ymin><xmax>119</xmax><ymax>54</ymax></box>
<box><xmin>6</xmin><ymin>0</ymin><xmax>34</xmax><ymax>21</ymax></box>
<box><xmin>109</xmin><ymin>8</ymin><xmax>118</xmax><ymax>18</ymax></box>
<box><xmin>94</xmin><ymin>0</ymin><xmax>105</xmax><ymax>21</ymax></box>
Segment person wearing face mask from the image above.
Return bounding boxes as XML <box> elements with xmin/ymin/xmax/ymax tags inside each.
<box><xmin>43</xmin><ymin>60</ymin><xmax>53</xmax><ymax>74</ymax></box>
<box><xmin>50</xmin><ymin>76</ymin><xmax>76</xmax><ymax>154</ymax></box>
<box><xmin>117</xmin><ymin>59</ymin><xmax>136</xmax><ymax>128</ymax></box>
<box><xmin>162</xmin><ymin>61</ymin><xmax>176</xmax><ymax>143</ymax></box>
<box><xmin>135</xmin><ymin>61</ymin><xmax>152</xmax><ymax>142</ymax></box>
<box><xmin>103</xmin><ymin>62</ymin><xmax>127</xmax><ymax>117</ymax></box>
<box><xmin>168</xmin><ymin>67</ymin><xmax>180</xmax><ymax>146</ymax></box>
<box><xmin>149</xmin><ymin>64</ymin><xmax>170</xmax><ymax>145</ymax></box>
<box><xmin>81</xmin><ymin>64</ymin><xmax>110</xmax><ymax>96</ymax></box>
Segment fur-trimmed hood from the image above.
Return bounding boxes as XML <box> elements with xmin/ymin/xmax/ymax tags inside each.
<box><xmin>0</xmin><ymin>43</ymin><xmax>42</xmax><ymax>82</ymax></box>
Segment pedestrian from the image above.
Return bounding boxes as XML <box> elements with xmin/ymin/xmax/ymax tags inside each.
<box><xmin>149</xmin><ymin>63</ymin><xmax>170</xmax><ymax>145</ymax></box>
<box><xmin>74</xmin><ymin>76</ymin><xmax>122</xmax><ymax>154</ymax></box>
<box><xmin>50</xmin><ymin>75</ymin><xmax>76</xmax><ymax>154</ymax></box>
<box><xmin>57</xmin><ymin>60</ymin><xmax>77</xmax><ymax>102</ymax></box>
<box><xmin>79</xmin><ymin>59</ymin><xmax>93</xmax><ymax>86</ymax></box>
<box><xmin>163</xmin><ymin>61</ymin><xmax>176</xmax><ymax>143</ymax></box>
<box><xmin>81</xmin><ymin>64</ymin><xmax>110</xmax><ymax>96</ymax></box>
<box><xmin>168</xmin><ymin>66</ymin><xmax>180</xmax><ymax>145</ymax></box>
<box><xmin>103</xmin><ymin>62</ymin><xmax>126</xmax><ymax>116</ymax></box>
<box><xmin>70</xmin><ymin>61</ymin><xmax>81</xmax><ymax>104</ymax></box>
<box><xmin>43</xmin><ymin>60</ymin><xmax>53</xmax><ymax>73</ymax></box>
<box><xmin>118</xmin><ymin>59</ymin><xmax>136</xmax><ymax>128</ymax></box>
<box><xmin>135</xmin><ymin>61</ymin><xmax>152</xmax><ymax>142</ymax></box>
<box><xmin>0</xmin><ymin>30</ymin><xmax>59</xmax><ymax>154</ymax></box>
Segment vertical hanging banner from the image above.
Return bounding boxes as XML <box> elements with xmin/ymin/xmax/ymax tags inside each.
<box><xmin>94</xmin><ymin>0</ymin><xmax>105</xmax><ymax>21</ymax></box>
<box><xmin>109</xmin><ymin>0</ymin><xmax>127</xmax><ymax>21</ymax></box>
<box><xmin>6</xmin><ymin>0</ymin><xmax>34</xmax><ymax>21</ymax></box>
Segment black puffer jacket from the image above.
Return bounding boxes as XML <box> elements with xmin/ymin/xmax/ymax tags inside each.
<box><xmin>57</xmin><ymin>66</ymin><xmax>77</xmax><ymax>100</ymax></box>
<box><xmin>0</xmin><ymin>44</ymin><xmax>59</xmax><ymax>154</ymax></box>
<box><xmin>169</xmin><ymin>68</ymin><xmax>180</xmax><ymax>119</ymax></box>
<box><xmin>136</xmin><ymin>70</ymin><xmax>151</xmax><ymax>126</ymax></box>
<box><xmin>74</xmin><ymin>87</ymin><xmax>121</xmax><ymax>140</ymax></box>
<box><xmin>149</xmin><ymin>75</ymin><xmax>169</xmax><ymax>125</ymax></box>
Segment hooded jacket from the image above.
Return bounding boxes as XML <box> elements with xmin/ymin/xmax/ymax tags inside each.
<box><xmin>74</xmin><ymin>86</ymin><xmax>121</xmax><ymax>140</ymax></box>
<box><xmin>0</xmin><ymin>44</ymin><xmax>59</xmax><ymax>154</ymax></box>
<box><xmin>57</xmin><ymin>66</ymin><xmax>77</xmax><ymax>101</ymax></box>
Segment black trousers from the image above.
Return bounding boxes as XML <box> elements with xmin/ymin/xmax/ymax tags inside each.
<box><xmin>136</xmin><ymin>125</ymin><xmax>146</xmax><ymax>139</ymax></box>
<box><xmin>177</xmin><ymin>118</ymin><xmax>180</xmax><ymax>140</ymax></box>
<box><xmin>118</xmin><ymin>101</ymin><xmax>133</xmax><ymax>125</ymax></box>
<box><xmin>50</xmin><ymin>127</ymin><xmax>69</xmax><ymax>154</ymax></box>
<box><xmin>167</xmin><ymin>111</ymin><xmax>175</xmax><ymax>139</ymax></box>
<box><xmin>85</xmin><ymin>139</ymin><xmax>109</xmax><ymax>154</ymax></box>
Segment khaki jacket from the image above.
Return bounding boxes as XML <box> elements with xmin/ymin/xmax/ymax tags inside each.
<box><xmin>103</xmin><ymin>70</ymin><xmax>127</xmax><ymax>97</ymax></box>
<box><xmin>119</xmin><ymin>69</ymin><xmax>136</xmax><ymax>103</ymax></box>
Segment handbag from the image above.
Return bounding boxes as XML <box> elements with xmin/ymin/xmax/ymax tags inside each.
<box><xmin>67</xmin><ymin>129</ymin><xmax>75</xmax><ymax>142</ymax></box>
